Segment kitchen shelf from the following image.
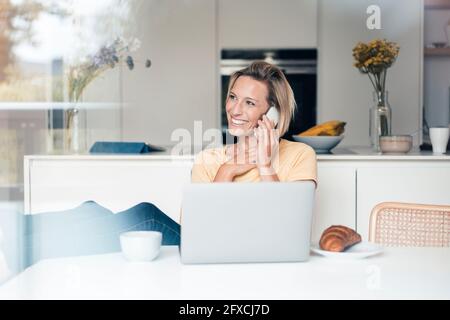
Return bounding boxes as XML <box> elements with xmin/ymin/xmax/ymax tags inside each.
<box><xmin>424</xmin><ymin>47</ymin><xmax>450</xmax><ymax>56</ymax></box>
<box><xmin>425</xmin><ymin>0</ymin><xmax>450</xmax><ymax>9</ymax></box>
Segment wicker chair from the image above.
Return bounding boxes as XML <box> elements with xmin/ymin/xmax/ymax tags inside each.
<box><xmin>369</xmin><ymin>202</ymin><xmax>450</xmax><ymax>247</ymax></box>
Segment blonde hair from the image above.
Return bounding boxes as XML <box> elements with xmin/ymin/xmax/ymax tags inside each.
<box><xmin>226</xmin><ymin>61</ymin><xmax>297</xmax><ymax>136</ymax></box>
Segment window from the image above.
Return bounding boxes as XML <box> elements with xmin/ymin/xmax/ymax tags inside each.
<box><xmin>0</xmin><ymin>0</ymin><xmax>133</xmax><ymax>283</ymax></box>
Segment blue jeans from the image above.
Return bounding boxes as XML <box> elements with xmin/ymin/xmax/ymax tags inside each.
<box><xmin>22</xmin><ymin>201</ymin><xmax>180</xmax><ymax>268</ymax></box>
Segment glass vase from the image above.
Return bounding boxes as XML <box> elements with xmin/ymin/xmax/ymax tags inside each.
<box><xmin>370</xmin><ymin>90</ymin><xmax>392</xmax><ymax>152</ymax></box>
<box><xmin>64</xmin><ymin>105</ymin><xmax>87</xmax><ymax>154</ymax></box>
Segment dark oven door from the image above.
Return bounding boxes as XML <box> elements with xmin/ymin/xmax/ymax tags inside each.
<box><xmin>283</xmin><ymin>70</ymin><xmax>317</xmax><ymax>140</ymax></box>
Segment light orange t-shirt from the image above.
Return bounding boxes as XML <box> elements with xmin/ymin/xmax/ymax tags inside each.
<box><xmin>191</xmin><ymin>139</ymin><xmax>318</xmax><ymax>187</ymax></box>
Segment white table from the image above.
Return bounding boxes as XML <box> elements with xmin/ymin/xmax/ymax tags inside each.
<box><xmin>1</xmin><ymin>247</ymin><xmax>449</xmax><ymax>300</ymax></box>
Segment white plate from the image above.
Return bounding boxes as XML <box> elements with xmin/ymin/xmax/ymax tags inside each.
<box><xmin>311</xmin><ymin>241</ymin><xmax>383</xmax><ymax>259</ymax></box>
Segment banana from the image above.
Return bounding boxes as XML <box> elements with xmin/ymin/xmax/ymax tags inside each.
<box><xmin>298</xmin><ymin>121</ymin><xmax>346</xmax><ymax>137</ymax></box>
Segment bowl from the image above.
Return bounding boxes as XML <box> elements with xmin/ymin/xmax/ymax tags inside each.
<box><xmin>120</xmin><ymin>231</ymin><xmax>162</xmax><ymax>262</ymax></box>
<box><xmin>292</xmin><ymin>135</ymin><xmax>344</xmax><ymax>154</ymax></box>
<box><xmin>432</xmin><ymin>42</ymin><xmax>447</xmax><ymax>48</ymax></box>
<box><xmin>379</xmin><ymin>135</ymin><xmax>412</xmax><ymax>154</ymax></box>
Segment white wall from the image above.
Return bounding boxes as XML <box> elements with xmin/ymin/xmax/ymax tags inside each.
<box><xmin>84</xmin><ymin>68</ymin><xmax>122</xmax><ymax>149</ymax></box>
<box><xmin>84</xmin><ymin>0</ymin><xmax>425</xmax><ymax>148</ymax></box>
<box><xmin>219</xmin><ymin>0</ymin><xmax>317</xmax><ymax>48</ymax></box>
<box><xmin>121</xmin><ymin>0</ymin><xmax>218</xmax><ymax>148</ymax></box>
<box><xmin>424</xmin><ymin>9</ymin><xmax>450</xmax><ymax>127</ymax></box>
<box><xmin>318</xmin><ymin>0</ymin><xmax>424</xmax><ymax>147</ymax></box>
<box><xmin>119</xmin><ymin>0</ymin><xmax>318</xmax><ymax>148</ymax></box>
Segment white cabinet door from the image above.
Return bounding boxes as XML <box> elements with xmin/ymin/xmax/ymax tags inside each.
<box><xmin>28</xmin><ymin>159</ymin><xmax>194</xmax><ymax>222</ymax></box>
<box><xmin>219</xmin><ymin>0</ymin><xmax>318</xmax><ymax>48</ymax></box>
<box><xmin>312</xmin><ymin>163</ymin><xmax>356</xmax><ymax>242</ymax></box>
<box><xmin>357</xmin><ymin>164</ymin><xmax>450</xmax><ymax>240</ymax></box>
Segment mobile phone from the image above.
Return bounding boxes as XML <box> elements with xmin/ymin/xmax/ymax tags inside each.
<box><xmin>265</xmin><ymin>106</ymin><xmax>280</xmax><ymax>127</ymax></box>
<box><xmin>240</xmin><ymin>106</ymin><xmax>280</xmax><ymax>137</ymax></box>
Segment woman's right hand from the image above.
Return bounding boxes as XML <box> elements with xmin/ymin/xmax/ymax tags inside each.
<box><xmin>213</xmin><ymin>144</ymin><xmax>257</xmax><ymax>182</ymax></box>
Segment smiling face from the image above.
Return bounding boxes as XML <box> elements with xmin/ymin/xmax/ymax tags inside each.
<box><xmin>226</xmin><ymin>76</ymin><xmax>270</xmax><ymax>136</ymax></box>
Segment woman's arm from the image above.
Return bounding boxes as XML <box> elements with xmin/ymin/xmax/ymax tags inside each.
<box><xmin>214</xmin><ymin>163</ymin><xmax>257</xmax><ymax>182</ymax></box>
<box><xmin>213</xmin><ymin>144</ymin><xmax>257</xmax><ymax>182</ymax></box>
<box><xmin>213</xmin><ymin>164</ymin><xmax>235</xmax><ymax>182</ymax></box>
<box><xmin>256</xmin><ymin>116</ymin><xmax>280</xmax><ymax>182</ymax></box>
<box><xmin>259</xmin><ymin>168</ymin><xmax>280</xmax><ymax>182</ymax></box>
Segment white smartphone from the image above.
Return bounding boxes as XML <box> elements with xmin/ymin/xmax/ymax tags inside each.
<box><xmin>239</xmin><ymin>106</ymin><xmax>280</xmax><ymax>137</ymax></box>
<box><xmin>265</xmin><ymin>106</ymin><xmax>280</xmax><ymax>127</ymax></box>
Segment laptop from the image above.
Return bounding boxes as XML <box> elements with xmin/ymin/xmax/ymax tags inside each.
<box><xmin>180</xmin><ymin>181</ymin><xmax>315</xmax><ymax>264</ymax></box>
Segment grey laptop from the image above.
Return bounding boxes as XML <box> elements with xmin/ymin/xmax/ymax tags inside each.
<box><xmin>180</xmin><ymin>182</ymin><xmax>315</xmax><ymax>264</ymax></box>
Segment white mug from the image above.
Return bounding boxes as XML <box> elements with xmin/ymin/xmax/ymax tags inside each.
<box><xmin>429</xmin><ymin>127</ymin><xmax>450</xmax><ymax>154</ymax></box>
<box><xmin>120</xmin><ymin>231</ymin><xmax>162</xmax><ymax>262</ymax></box>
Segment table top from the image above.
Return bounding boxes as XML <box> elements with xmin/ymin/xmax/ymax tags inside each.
<box><xmin>1</xmin><ymin>246</ymin><xmax>449</xmax><ymax>300</ymax></box>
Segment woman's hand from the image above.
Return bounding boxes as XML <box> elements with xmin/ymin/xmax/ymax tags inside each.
<box><xmin>213</xmin><ymin>144</ymin><xmax>257</xmax><ymax>182</ymax></box>
<box><xmin>255</xmin><ymin>115</ymin><xmax>280</xmax><ymax>174</ymax></box>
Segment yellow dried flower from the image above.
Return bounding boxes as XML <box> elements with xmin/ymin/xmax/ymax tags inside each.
<box><xmin>352</xmin><ymin>38</ymin><xmax>400</xmax><ymax>93</ymax></box>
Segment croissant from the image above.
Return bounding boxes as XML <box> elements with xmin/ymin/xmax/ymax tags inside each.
<box><xmin>319</xmin><ymin>225</ymin><xmax>362</xmax><ymax>252</ymax></box>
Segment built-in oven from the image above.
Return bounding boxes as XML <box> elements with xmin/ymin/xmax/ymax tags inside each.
<box><xmin>220</xmin><ymin>49</ymin><xmax>317</xmax><ymax>143</ymax></box>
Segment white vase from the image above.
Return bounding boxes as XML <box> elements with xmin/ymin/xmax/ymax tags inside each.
<box><xmin>64</xmin><ymin>107</ymin><xmax>87</xmax><ymax>154</ymax></box>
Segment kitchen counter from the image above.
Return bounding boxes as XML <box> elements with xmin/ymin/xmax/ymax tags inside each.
<box><xmin>25</xmin><ymin>146</ymin><xmax>450</xmax><ymax>161</ymax></box>
<box><xmin>318</xmin><ymin>147</ymin><xmax>450</xmax><ymax>160</ymax></box>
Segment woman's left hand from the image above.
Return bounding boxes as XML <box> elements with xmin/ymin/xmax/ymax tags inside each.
<box><xmin>255</xmin><ymin>115</ymin><xmax>279</xmax><ymax>171</ymax></box>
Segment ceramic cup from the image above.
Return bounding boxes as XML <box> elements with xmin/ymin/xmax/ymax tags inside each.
<box><xmin>379</xmin><ymin>135</ymin><xmax>413</xmax><ymax>154</ymax></box>
<box><xmin>429</xmin><ymin>127</ymin><xmax>450</xmax><ymax>154</ymax></box>
<box><xmin>120</xmin><ymin>231</ymin><xmax>162</xmax><ymax>262</ymax></box>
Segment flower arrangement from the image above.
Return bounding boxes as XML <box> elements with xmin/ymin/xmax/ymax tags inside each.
<box><xmin>353</xmin><ymin>39</ymin><xmax>400</xmax><ymax>151</ymax></box>
<box><xmin>64</xmin><ymin>37</ymin><xmax>151</xmax><ymax>152</ymax></box>
<box><xmin>352</xmin><ymin>39</ymin><xmax>400</xmax><ymax>100</ymax></box>
<box><xmin>67</xmin><ymin>37</ymin><xmax>151</xmax><ymax>103</ymax></box>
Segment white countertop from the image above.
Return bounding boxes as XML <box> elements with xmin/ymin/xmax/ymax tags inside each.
<box><xmin>25</xmin><ymin>146</ymin><xmax>450</xmax><ymax>161</ymax></box>
<box><xmin>1</xmin><ymin>246</ymin><xmax>449</xmax><ymax>300</ymax></box>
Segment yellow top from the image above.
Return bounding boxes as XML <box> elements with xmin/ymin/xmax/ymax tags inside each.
<box><xmin>191</xmin><ymin>139</ymin><xmax>317</xmax><ymax>187</ymax></box>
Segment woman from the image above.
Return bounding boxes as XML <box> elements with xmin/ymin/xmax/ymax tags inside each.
<box><xmin>22</xmin><ymin>61</ymin><xmax>317</xmax><ymax>268</ymax></box>
<box><xmin>192</xmin><ymin>61</ymin><xmax>317</xmax><ymax>185</ymax></box>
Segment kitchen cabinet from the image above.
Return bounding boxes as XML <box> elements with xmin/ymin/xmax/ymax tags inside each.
<box><xmin>218</xmin><ymin>0</ymin><xmax>318</xmax><ymax>48</ymax></box>
<box><xmin>312</xmin><ymin>164</ymin><xmax>356</xmax><ymax>242</ymax></box>
<box><xmin>425</xmin><ymin>0</ymin><xmax>450</xmax><ymax>9</ymax></box>
<box><xmin>424</xmin><ymin>47</ymin><xmax>450</xmax><ymax>56</ymax></box>
<box><xmin>357</xmin><ymin>163</ymin><xmax>450</xmax><ymax>240</ymax></box>
<box><xmin>316</xmin><ymin>148</ymin><xmax>450</xmax><ymax>241</ymax></box>
<box><xmin>318</xmin><ymin>0</ymin><xmax>424</xmax><ymax>147</ymax></box>
<box><xmin>423</xmin><ymin>3</ymin><xmax>450</xmax><ymax>129</ymax></box>
<box><xmin>24</xmin><ymin>156</ymin><xmax>193</xmax><ymax>222</ymax></box>
<box><xmin>24</xmin><ymin>156</ymin><xmax>354</xmax><ymax>242</ymax></box>
<box><xmin>24</xmin><ymin>148</ymin><xmax>450</xmax><ymax>244</ymax></box>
